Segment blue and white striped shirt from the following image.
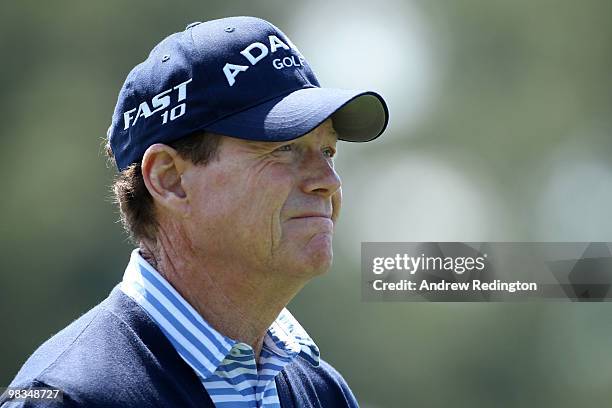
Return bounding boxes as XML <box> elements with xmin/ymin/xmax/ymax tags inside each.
<box><xmin>119</xmin><ymin>249</ymin><xmax>321</xmax><ymax>408</ymax></box>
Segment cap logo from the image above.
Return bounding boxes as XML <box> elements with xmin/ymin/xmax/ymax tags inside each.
<box><xmin>223</xmin><ymin>35</ymin><xmax>301</xmax><ymax>87</ymax></box>
<box><xmin>123</xmin><ymin>78</ymin><xmax>193</xmax><ymax>130</ymax></box>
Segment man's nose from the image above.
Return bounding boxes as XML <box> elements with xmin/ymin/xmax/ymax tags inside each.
<box><xmin>300</xmin><ymin>150</ymin><xmax>342</xmax><ymax>198</ymax></box>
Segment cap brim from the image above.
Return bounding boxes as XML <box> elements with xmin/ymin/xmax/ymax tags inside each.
<box><xmin>204</xmin><ymin>87</ymin><xmax>389</xmax><ymax>143</ymax></box>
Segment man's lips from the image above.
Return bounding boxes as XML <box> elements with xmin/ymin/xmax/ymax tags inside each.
<box><xmin>290</xmin><ymin>213</ymin><xmax>332</xmax><ymax>220</ymax></box>
<box><xmin>286</xmin><ymin>213</ymin><xmax>335</xmax><ymax>233</ymax></box>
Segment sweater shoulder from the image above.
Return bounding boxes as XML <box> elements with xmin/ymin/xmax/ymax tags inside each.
<box><xmin>3</xmin><ymin>288</ymin><xmax>209</xmax><ymax>407</ymax></box>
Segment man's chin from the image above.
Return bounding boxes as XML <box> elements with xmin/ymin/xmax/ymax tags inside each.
<box><xmin>276</xmin><ymin>227</ymin><xmax>335</xmax><ymax>278</ymax></box>
<box><xmin>293</xmin><ymin>234</ymin><xmax>334</xmax><ymax>277</ymax></box>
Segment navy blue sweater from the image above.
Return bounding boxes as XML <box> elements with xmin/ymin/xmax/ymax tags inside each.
<box><xmin>1</xmin><ymin>287</ymin><xmax>359</xmax><ymax>407</ymax></box>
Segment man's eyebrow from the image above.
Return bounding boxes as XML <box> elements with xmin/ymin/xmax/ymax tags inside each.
<box><xmin>249</xmin><ymin>140</ymin><xmax>287</xmax><ymax>149</ymax></box>
<box><xmin>238</xmin><ymin>140</ymin><xmax>286</xmax><ymax>153</ymax></box>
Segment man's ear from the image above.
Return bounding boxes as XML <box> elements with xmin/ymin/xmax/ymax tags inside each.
<box><xmin>141</xmin><ymin>144</ymin><xmax>189</xmax><ymax>215</ymax></box>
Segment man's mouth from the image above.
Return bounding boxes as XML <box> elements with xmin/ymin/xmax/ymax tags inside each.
<box><xmin>292</xmin><ymin>213</ymin><xmax>332</xmax><ymax>219</ymax></box>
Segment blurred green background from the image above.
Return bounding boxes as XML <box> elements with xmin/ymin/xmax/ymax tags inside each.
<box><xmin>2</xmin><ymin>0</ymin><xmax>612</xmax><ymax>407</ymax></box>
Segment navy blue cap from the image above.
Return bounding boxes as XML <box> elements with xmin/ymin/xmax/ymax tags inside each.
<box><xmin>108</xmin><ymin>16</ymin><xmax>389</xmax><ymax>171</ymax></box>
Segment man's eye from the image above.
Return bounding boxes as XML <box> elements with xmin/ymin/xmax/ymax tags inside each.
<box><xmin>275</xmin><ymin>144</ymin><xmax>293</xmax><ymax>152</ymax></box>
<box><xmin>322</xmin><ymin>147</ymin><xmax>336</xmax><ymax>158</ymax></box>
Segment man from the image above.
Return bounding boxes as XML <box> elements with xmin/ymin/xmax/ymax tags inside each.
<box><xmin>1</xmin><ymin>16</ymin><xmax>388</xmax><ymax>407</ymax></box>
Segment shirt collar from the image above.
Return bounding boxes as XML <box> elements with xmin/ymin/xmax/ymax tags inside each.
<box><xmin>119</xmin><ymin>249</ymin><xmax>320</xmax><ymax>379</ymax></box>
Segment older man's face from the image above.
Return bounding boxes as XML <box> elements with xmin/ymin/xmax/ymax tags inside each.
<box><xmin>182</xmin><ymin>118</ymin><xmax>341</xmax><ymax>279</ymax></box>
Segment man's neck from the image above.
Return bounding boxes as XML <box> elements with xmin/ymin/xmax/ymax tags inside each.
<box><xmin>139</xmin><ymin>242</ymin><xmax>306</xmax><ymax>362</ymax></box>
